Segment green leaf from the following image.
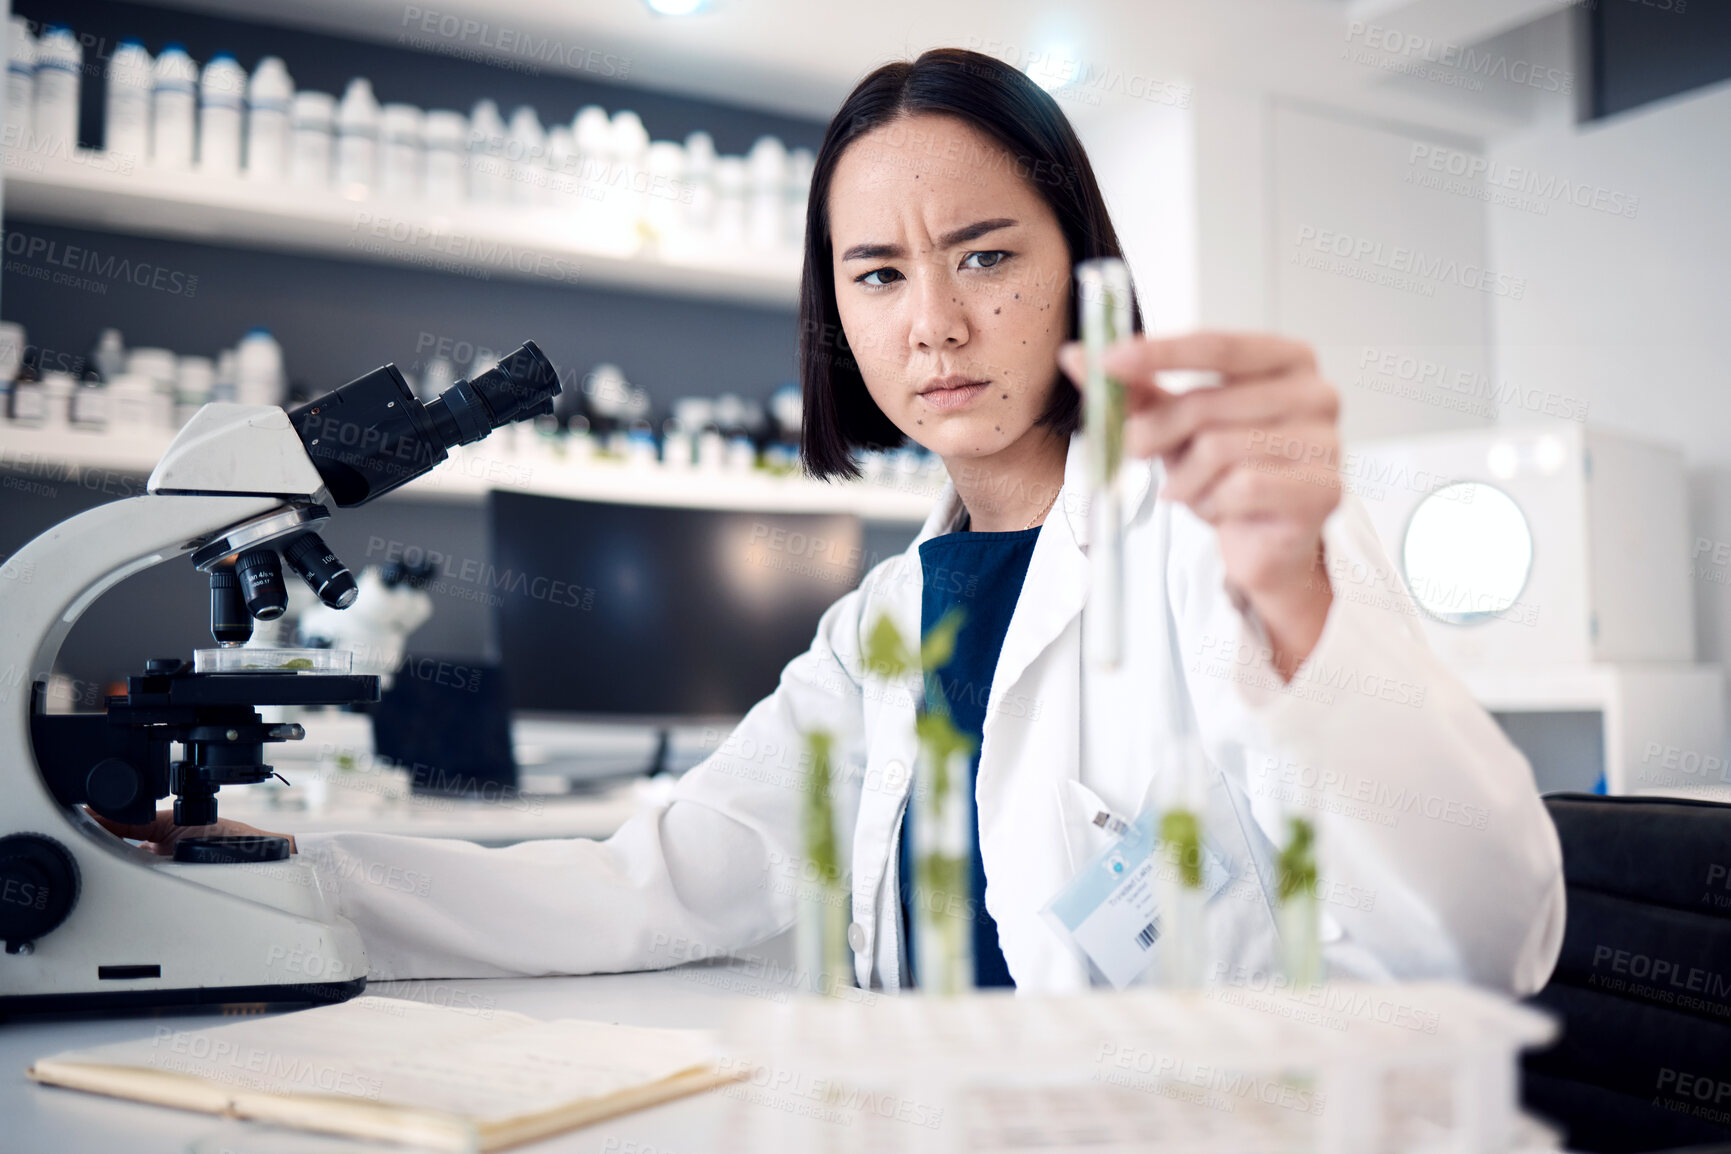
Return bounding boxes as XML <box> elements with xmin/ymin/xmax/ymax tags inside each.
<box><xmin>864</xmin><ymin>613</ymin><xmax>915</xmax><ymax>681</ymax></box>
<box><xmin>919</xmin><ymin>606</ymin><xmax>966</xmax><ymax>673</ymax></box>
<box><xmin>1276</xmin><ymin>816</ymin><xmax>1318</xmax><ymax>903</ymax></box>
<box><xmin>915</xmin><ymin>711</ymin><xmax>978</xmax><ymax>810</ymax></box>
<box><xmin>801</xmin><ymin>730</ymin><xmax>841</xmax><ymax>887</ymax></box>
<box><xmin>1160</xmin><ymin>808</ymin><xmax>1203</xmax><ymax>889</ymax></box>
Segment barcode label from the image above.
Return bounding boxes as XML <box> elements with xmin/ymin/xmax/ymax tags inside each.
<box><xmin>1092</xmin><ymin>810</ymin><xmax>1130</xmax><ymax>835</ymax></box>
<box><xmin>1135</xmin><ymin>922</ymin><xmax>1157</xmax><ymax>950</ymax></box>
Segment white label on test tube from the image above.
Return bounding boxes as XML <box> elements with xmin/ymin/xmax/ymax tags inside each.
<box><xmin>1078</xmin><ymin>258</ymin><xmax>1133</xmax><ymax>670</ymax></box>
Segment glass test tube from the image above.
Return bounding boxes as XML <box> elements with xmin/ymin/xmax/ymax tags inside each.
<box><xmin>1078</xmin><ymin>258</ymin><xmax>1133</xmax><ymax>670</ymax></box>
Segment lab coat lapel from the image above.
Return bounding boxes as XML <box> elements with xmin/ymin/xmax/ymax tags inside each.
<box><xmin>972</xmin><ymin>434</ymin><xmax>1155</xmax><ymax>989</ymax></box>
<box><xmin>987</xmin><ymin>433</ymin><xmax>1154</xmax><ymax>719</ymax></box>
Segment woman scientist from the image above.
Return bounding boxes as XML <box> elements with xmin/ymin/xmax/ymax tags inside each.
<box><xmin>100</xmin><ymin>48</ymin><xmax>1565</xmax><ymax>995</ymax></box>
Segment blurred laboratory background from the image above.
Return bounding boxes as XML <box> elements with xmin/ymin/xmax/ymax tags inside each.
<box><xmin>1</xmin><ymin>0</ymin><xmax>1728</xmax><ymax>802</ymax></box>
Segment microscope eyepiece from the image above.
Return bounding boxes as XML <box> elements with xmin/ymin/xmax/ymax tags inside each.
<box><xmin>282</xmin><ymin>532</ymin><xmax>358</xmax><ymax>610</ymax></box>
<box><xmin>288</xmin><ymin>339</ymin><xmax>562</xmax><ymax>506</ymax></box>
<box><xmin>235</xmin><ymin>548</ymin><xmax>288</xmax><ymax>621</ymax></box>
<box><xmin>425</xmin><ymin>341</ymin><xmax>560</xmax><ymax>448</ymax></box>
<box><xmin>208</xmin><ymin>567</ymin><xmax>253</xmax><ymax>646</ymax></box>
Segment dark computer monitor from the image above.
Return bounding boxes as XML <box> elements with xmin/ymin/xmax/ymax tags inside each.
<box><xmin>371</xmin><ymin>658</ymin><xmax>518</xmax><ymax>796</ymax></box>
<box><xmin>487</xmin><ymin>492</ymin><xmax>865</xmax><ymax>722</ymax></box>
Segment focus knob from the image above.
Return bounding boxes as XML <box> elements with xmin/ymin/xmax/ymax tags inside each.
<box><xmin>0</xmin><ymin>833</ymin><xmax>80</xmax><ymax>953</ymax></box>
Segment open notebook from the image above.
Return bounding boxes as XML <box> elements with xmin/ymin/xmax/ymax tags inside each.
<box><xmin>29</xmin><ymin>995</ymin><xmax>739</xmax><ymax>1152</ymax></box>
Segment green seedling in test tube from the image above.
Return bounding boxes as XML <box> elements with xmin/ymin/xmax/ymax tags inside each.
<box><xmin>866</xmin><ymin>606</ymin><xmax>976</xmax><ymax>994</ymax></box>
<box><xmin>1276</xmin><ymin>815</ymin><xmax>1323</xmax><ymax>987</ymax></box>
<box><xmin>1160</xmin><ymin>809</ymin><xmax>1204</xmax><ymax>890</ymax></box>
<box><xmin>794</xmin><ymin>728</ymin><xmax>853</xmax><ymax>996</ymax></box>
<box><xmin>1152</xmin><ymin>736</ymin><xmax>1212</xmax><ymax>989</ymax></box>
<box><xmin>1078</xmin><ymin>257</ymin><xmax>1134</xmax><ymax>670</ymax></box>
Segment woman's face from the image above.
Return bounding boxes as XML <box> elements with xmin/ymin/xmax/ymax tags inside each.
<box><xmin>827</xmin><ymin>113</ymin><xmax>1072</xmax><ymax>464</ymax></box>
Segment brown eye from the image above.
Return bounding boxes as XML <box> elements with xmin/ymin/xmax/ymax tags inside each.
<box><xmin>857</xmin><ymin>267</ymin><xmax>904</xmax><ymax>286</ymax></box>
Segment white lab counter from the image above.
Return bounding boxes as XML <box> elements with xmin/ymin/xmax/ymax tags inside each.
<box><xmin>3</xmin><ymin>937</ymin><xmax>802</xmax><ymax>1154</ymax></box>
<box><xmin>209</xmin><ymin>711</ymin><xmax>703</xmax><ymax>847</ymax></box>
<box><xmin>217</xmin><ymin>776</ymin><xmax>653</xmax><ymax>846</ymax></box>
<box><xmin>3</xmin><ymin>953</ymin><xmax>1581</xmax><ymax>1154</ymax></box>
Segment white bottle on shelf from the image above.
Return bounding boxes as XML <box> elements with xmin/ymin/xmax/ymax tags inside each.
<box><xmin>682</xmin><ymin>131</ymin><xmax>716</xmax><ymax>247</ymax></box>
<box><xmin>289</xmin><ymin>90</ymin><xmax>334</xmax><ymax>188</ymax></box>
<box><xmin>150</xmin><ymin>44</ymin><xmax>198</xmax><ymax>171</ymax></box>
<box><xmin>91</xmin><ymin>328</ymin><xmax>125</xmax><ymax>381</ymax></box>
<box><xmin>712</xmin><ymin>155</ymin><xmax>747</xmax><ymax>251</ymax></box>
<box><xmin>6</xmin><ymin>18</ymin><xmax>35</xmax><ymax>153</ymax></box>
<box><xmin>235</xmin><ymin>328</ymin><xmax>285</xmax><ymax>407</ymax></box>
<box><xmin>40</xmin><ymin>370</ymin><xmax>76</xmax><ymax>431</ymax></box>
<box><xmin>643</xmin><ymin>140</ymin><xmax>686</xmax><ymax>248</ymax></box>
<box><xmin>198</xmin><ymin>53</ymin><xmax>245</xmax><ymax>177</ymax></box>
<box><xmin>33</xmin><ymin>25</ymin><xmax>81</xmax><ymax>153</ymax></box>
<box><xmin>335</xmin><ymin>78</ymin><xmax>379</xmax><ymax>195</ymax></box>
<box><xmin>124</xmin><ymin>347</ymin><xmax>179</xmax><ymax>429</ymax></box>
<box><xmin>212</xmin><ymin>347</ymin><xmax>238</xmax><ymax>402</ymax></box>
<box><xmin>378</xmin><ymin>102</ymin><xmax>423</xmax><ymax>199</ymax></box>
<box><xmin>175</xmin><ymin>354</ymin><xmax>215</xmax><ymax>425</ymax></box>
<box><xmin>244</xmin><ymin>56</ymin><xmax>293</xmax><ymax>182</ymax></box>
<box><xmin>610</xmin><ymin>110</ymin><xmax>649</xmax><ymax>234</ymax></box>
<box><xmin>571</xmin><ymin>104</ymin><xmax>611</xmax><ymax>231</ymax></box>
<box><xmin>787</xmin><ymin>146</ymin><xmax>814</xmax><ymax>251</ymax></box>
<box><xmin>466</xmin><ymin>99</ymin><xmax>507</xmax><ymax>203</ymax></box>
<box><xmin>106</xmin><ymin>372</ymin><xmax>162</xmax><ymax>432</ymax></box>
<box><xmin>422</xmin><ymin>109</ymin><xmax>465</xmax><ymax>202</ymax></box>
<box><xmin>103</xmin><ymin>39</ymin><xmax>154</xmax><ymax>165</ymax></box>
<box><xmin>746</xmin><ymin>136</ymin><xmax>787</xmax><ymax>255</ymax></box>
<box><xmin>70</xmin><ymin>374</ymin><xmax>109</xmax><ymax>430</ymax></box>
<box><xmin>545</xmin><ymin>124</ymin><xmax>575</xmax><ymax>210</ymax></box>
<box><xmin>505</xmin><ymin>105</ymin><xmax>546</xmax><ymax>206</ymax></box>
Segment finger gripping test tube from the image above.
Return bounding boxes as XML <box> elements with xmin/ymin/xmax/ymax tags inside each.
<box><xmin>1078</xmin><ymin>257</ymin><xmax>1133</xmax><ymax>669</ymax></box>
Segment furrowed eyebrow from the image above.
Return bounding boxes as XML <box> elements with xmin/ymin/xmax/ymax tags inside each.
<box><xmin>839</xmin><ymin>218</ymin><xmax>1018</xmax><ymax>262</ymax></box>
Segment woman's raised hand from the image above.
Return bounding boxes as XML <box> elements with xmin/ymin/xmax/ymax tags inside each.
<box><xmin>1059</xmin><ymin>331</ymin><xmax>1341</xmax><ymax>679</ymax></box>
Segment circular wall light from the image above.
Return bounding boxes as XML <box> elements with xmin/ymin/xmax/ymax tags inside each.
<box><xmin>1401</xmin><ymin>481</ymin><xmax>1534</xmax><ymax>624</ymax></box>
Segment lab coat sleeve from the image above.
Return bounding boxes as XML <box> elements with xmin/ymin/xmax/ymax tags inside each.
<box><xmin>1172</xmin><ymin>492</ymin><xmax>1566</xmax><ymax>996</ymax></box>
<box><xmin>293</xmin><ymin>581</ymin><xmax>872</xmax><ymax>982</ymax></box>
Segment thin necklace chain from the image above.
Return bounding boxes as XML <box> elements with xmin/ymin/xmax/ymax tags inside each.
<box><xmin>1023</xmin><ymin>485</ymin><xmax>1061</xmax><ymax>530</ymax></box>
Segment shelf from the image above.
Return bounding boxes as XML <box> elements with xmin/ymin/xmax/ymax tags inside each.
<box><xmin>0</xmin><ymin>422</ymin><xmax>940</xmax><ymax>521</ymax></box>
<box><xmin>3</xmin><ymin>153</ymin><xmax>802</xmax><ymax>307</ymax></box>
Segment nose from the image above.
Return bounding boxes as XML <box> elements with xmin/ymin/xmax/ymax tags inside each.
<box><xmin>906</xmin><ymin>269</ymin><xmax>969</xmax><ymax>352</ymax></box>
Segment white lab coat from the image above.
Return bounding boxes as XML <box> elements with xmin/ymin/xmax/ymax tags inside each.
<box><xmin>297</xmin><ymin>431</ymin><xmax>1566</xmax><ymax>995</ymax></box>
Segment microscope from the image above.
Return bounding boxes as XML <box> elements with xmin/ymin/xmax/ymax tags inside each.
<box><xmin>0</xmin><ymin>342</ymin><xmax>560</xmax><ymax>1013</ymax></box>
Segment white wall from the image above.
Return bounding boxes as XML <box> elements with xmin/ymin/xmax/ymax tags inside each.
<box><xmin>1486</xmin><ymin>80</ymin><xmax>1731</xmax><ymax>686</ymax></box>
<box><xmin>1193</xmin><ymin>89</ymin><xmax>1499</xmax><ymax>445</ymax></box>
<box><xmin>1068</xmin><ymin>95</ymin><xmax>1198</xmax><ymax>336</ymax></box>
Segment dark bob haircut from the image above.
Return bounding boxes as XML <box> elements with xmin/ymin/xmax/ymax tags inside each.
<box><xmin>799</xmin><ymin>47</ymin><xmax>1144</xmax><ymax>481</ymax></box>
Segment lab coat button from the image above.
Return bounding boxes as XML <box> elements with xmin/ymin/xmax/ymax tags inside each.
<box><xmin>882</xmin><ymin>759</ymin><xmax>907</xmax><ymax>790</ymax></box>
<box><xmin>846</xmin><ymin>921</ymin><xmax>867</xmax><ymax>953</ymax></box>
